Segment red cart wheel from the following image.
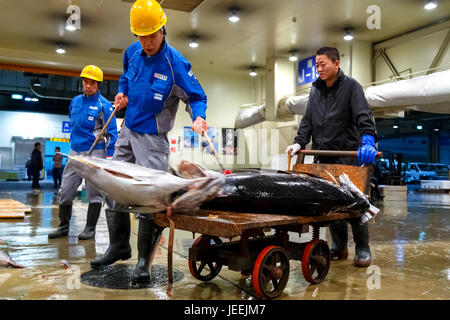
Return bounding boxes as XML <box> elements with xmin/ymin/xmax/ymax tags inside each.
<box><xmin>252</xmin><ymin>246</ymin><xmax>290</xmax><ymax>299</ymax></box>
<box><xmin>301</xmin><ymin>240</ymin><xmax>330</xmax><ymax>284</ymax></box>
<box><xmin>189</xmin><ymin>235</ymin><xmax>223</xmax><ymax>281</ymax></box>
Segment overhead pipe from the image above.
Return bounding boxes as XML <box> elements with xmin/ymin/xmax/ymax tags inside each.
<box><xmin>234</xmin><ymin>104</ymin><xmax>265</xmax><ymax>129</ymax></box>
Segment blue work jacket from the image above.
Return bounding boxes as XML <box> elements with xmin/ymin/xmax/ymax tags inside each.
<box><xmin>118</xmin><ymin>40</ymin><xmax>207</xmax><ymax>134</ymax></box>
<box><xmin>69</xmin><ymin>92</ymin><xmax>118</xmax><ymax>157</ymax></box>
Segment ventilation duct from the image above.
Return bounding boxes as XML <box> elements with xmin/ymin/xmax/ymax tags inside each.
<box><xmin>277</xmin><ymin>94</ymin><xmax>309</xmax><ymax>118</ymax></box>
<box><xmin>365</xmin><ymin>69</ymin><xmax>450</xmax><ymax>113</ymax></box>
<box><xmin>235</xmin><ymin>104</ymin><xmax>265</xmax><ymax>129</ymax></box>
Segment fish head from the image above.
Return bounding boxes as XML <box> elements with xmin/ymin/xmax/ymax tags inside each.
<box><xmin>171</xmin><ymin>175</ymin><xmax>225</xmax><ymax>212</ymax></box>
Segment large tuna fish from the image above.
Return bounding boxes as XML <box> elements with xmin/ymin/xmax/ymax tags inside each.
<box><xmin>201</xmin><ymin>170</ymin><xmax>375</xmax><ymax>217</ymax></box>
<box><xmin>175</xmin><ymin>160</ymin><xmax>379</xmax><ymax>222</ymax></box>
<box><xmin>67</xmin><ymin>156</ymin><xmax>378</xmax><ymax>223</ymax></box>
<box><xmin>66</xmin><ymin>155</ymin><xmax>224</xmax><ymax>213</ymax></box>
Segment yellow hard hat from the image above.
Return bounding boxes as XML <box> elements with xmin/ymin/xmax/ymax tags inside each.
<box><xmin>130</xmin><ymin>0</ymin><xmax>167</xmax><ymax>36</ymax></box>
<box><xmin>80</xmin><ymin>65</ymin><xmax>103</xmax><ymax>82</ymax></box>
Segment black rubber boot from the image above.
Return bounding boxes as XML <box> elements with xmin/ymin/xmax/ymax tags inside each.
<box><xmin>351</xmin><ymin>221</ymin><xmax>371</xmax><ymax>267</ymax></box>
<box><xmin>78</xmin><ymin>202</ymin><xmax>102</xmax><ymax>240</ymax></box>
<box><xmin>48</xmin><ymin>204</ymin><xmax>72</xmax><ymax>239</ymax></box>
<box><xmin>329</xmin><ymin>220</ymin><xmax>348</xmax><ymax>260</ymax></box>
<box><xmin>132</xmin><ymin>218</ymin><xmax>164</xmax><ymax>282</ymax></box>
<box><xmin>90</xmin><ymin>209</ymin><xmax>132</xmax><ymax>269</ymax></box>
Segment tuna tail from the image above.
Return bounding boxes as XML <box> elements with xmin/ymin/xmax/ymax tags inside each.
<box><xmin>338</xmin><ymin>173</ymin><xmax>380</xmax><ymax>225</ymax></box>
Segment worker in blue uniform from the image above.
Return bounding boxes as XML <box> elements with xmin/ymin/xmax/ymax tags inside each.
<box><xmin>90</xmin><ymin>0</ymin><xmax>209</xmax><ymax>283</ymax></box>
<box><xmin>49</xmin><ymin>65</ymin><xmax>118</xmax><ymax>240</ymax></box>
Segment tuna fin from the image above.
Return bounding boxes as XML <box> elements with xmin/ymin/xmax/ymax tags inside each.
<box><xmin>57</xmin><ymin>152</ymin><xmax>69</xmax><ymax>157</ymax></box>
<box><xmin>168</xmin><ymin>166</ymin><xmax>181</xmax><ymax>177</ymax></box>
<box><xmin>324</xmin><ymin>170</ymin><xmax>339</xmax><ymax>185</ymax></box>
<box><xmin>103</xmin><ymin>168</ymin><xmax>133</xmax><ymax>179</ymax></box>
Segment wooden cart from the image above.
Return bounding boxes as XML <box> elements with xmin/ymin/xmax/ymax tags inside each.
<box><xmin>151</xmin><ymin>152</ymin><xmax>375</xmax><ymax>299</ymax></box>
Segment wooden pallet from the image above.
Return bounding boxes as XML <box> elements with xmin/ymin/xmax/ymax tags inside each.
<box><xmin>0</xmin><ymin>199</ymin><xmax>31</xmax><ymax>219</ymax></box>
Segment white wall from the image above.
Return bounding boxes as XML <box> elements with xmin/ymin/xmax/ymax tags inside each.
<box><xmin>168</xmin><ymin>68</ymin><xmax>259</xmax><ymax>169</ymax></box>
<box><xmin>0</xmin><ymin>111</ymin><xmax>70</xmax><ymax>147</ymax></box>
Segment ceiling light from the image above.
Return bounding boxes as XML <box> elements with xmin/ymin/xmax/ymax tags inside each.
<box><xmin>424</xmin><ymin>0</ymin><xmax>437</xmax><ymax>10</ymax></box>
<box><xmin>65</xmin><ymin>25</ymin><xmax>76</xmax><ymax>31</ymax></box>
<box><xmin>393</xmin><ymin>125</ymin><xmax>399</xmax><ymax>129</ymax></box>
<box><xmin>31</xmin><ymin>98</ymin><xmax>39</xmax><ymax>102</ymax></box>
<box><xmin>289</xmin><ymin>50</ymin><xmax>298</xmax><ymax>62</ymax></box>
<box><xmin>417</xmin><ymin>125</ymin><xmax>423</xmax><ymax>130</ymax></box>
<box><xmin>189</xmin><ymin>36</ymin><xmax>199</xmax><ymax>48</ymax></box>
<box><xmin>249</xmin><ymin>67</ymin><xmax>257</xmax><ymax>77</ymax></box>
<box><xmin>56</xmin><ymin>45</ymin><xmax>66</xmax><ymax>54</ymax></box>
<box><xmin>343</xmin><ymin>29</ymin><xmax>354</xmax><ymax>41</ymax></box>
<box><xmin>11</xmin><ymin>94</ymin><xmax>23</xmax><ymax>100</ymax></box>
<box><xmin>228</xmin><ymin>8</ymin><xmax>240</xmax><ymax>23</ymax></box>
<box><xmin>434</xmin><ymin>128</ymin><xmax>439</xmax><ymax>132</ymax></box>
<box><xmin>25</xmin><ymin>97</ymin><xmax>32</xmax><ymax>102</ymax></box>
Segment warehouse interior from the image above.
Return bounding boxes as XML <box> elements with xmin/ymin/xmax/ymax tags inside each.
<box><xmin>0</xmin><ymin>0</ymin><xmax>449</xmax><ymax>301</ymax></box>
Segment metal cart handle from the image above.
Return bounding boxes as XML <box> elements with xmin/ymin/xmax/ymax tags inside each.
<box><xmin>288</xmin><ymin>150</ymin><xmax>383</xmax><ymax>170</ymax></box>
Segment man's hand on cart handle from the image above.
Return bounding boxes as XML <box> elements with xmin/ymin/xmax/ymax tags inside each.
<box><xmin>285</xmin><ymin>143</ymin><xmax>301</xmax><ymax>156</ymax></box>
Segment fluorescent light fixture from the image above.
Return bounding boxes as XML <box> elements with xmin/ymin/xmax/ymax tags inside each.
<box><xmin>66</xmin><ymin>25</ymin><xmax>76</xmax><ymax>31</ymax></box>
<box><xmin>424</xmin><ymin>0</ymin><xmax>437</xmax><ymax>10</ymax></box>
<box><xmin>249</xmin><ymin>67</ymin><xmax>257</xmax><ymax>77</ymax></box>
<box><xmin>417</xmin><ymin>125</ymin><xmax>423</xmax><ymax>130</ymax></box>
<box><xmin>289</xmin><ymin>50</ymin><xmax>298</xmax><ymax>62</ymax></box>
<box><xmin>11</xmin><ymin>94</ymin><xmax>23</xmax><ymax>100</ymax></box>
<box><xmin>31</xmin><ymin>98</ymin><xmax>39</xmax><ymax>102</ymax></box>
<box><xmin>25</xmin><ymin>97</ymin><xmax>32</xmax><ymax>101</ymax></box>
<box><xmin>228</xmin><ymin>8</ymin><xmax>240</xmax><ymax>23</ymax></box>
<box><xmin>189</xmin><ymin>37</ymin><xmax>199</xmax><ymax>48</ymax></box>
<box><xmin>393</xmin><ymin>125</ymin><xmax>399</xmax><ymax>129</ymax></box>
<box><xmin>343</xmin><ymin>30</ymin><xmax>354</xmax><ymax>41</ymax></box>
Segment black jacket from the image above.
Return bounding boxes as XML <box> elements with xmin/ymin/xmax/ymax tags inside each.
<box><xmin>30</xmin><ymin>149</ymin><xmax>43</xmax><ymax>171</ymax></box>
<box><xmin>294</xmin><ymin>69</ymin><xmax>377</xmax><ymax>156</ymax></box>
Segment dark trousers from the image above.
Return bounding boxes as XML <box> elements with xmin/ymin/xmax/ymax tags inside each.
<box><xmin>31</xmin><ymin>169</ymin><xmax>40</xmax><ymax>188</ymax></box>
<box><xmin>52</xmin><ymin>167</ymin><xmax>62</xmax><ymax>188</ymax></box>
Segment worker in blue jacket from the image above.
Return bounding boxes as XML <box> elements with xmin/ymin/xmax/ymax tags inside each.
<box><xmin>91</xmin><ymin>0</ymin><xmax>209</xmax><ymax>283</ymax></box>
<box><xmin>49</xmin><ymin>65</ymin><xmax>118</xmax><ymax>240</ymax></box>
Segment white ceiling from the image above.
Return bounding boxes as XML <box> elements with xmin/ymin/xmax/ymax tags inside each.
<box><xmin>0</xmin><ymin>0</ymin><xmax>449</xmax><ymax>75</ymax></box>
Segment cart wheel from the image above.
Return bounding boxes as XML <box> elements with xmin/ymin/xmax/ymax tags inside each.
<box><xmin>301</xmin><ymin>240</ymin><xmax>330</xmax><ymax>284</ymax></box>
<box><xmin>189</xmin><ymin>235</ymin><xmax>223</xmax><ymax>281</ymax></box>
<box><xmin>252</xmin><ymin>246</ymin><xmax>290</xmax><ymax>299</ymax></box>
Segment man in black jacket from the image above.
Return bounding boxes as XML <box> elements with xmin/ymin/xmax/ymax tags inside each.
<box><xmin>30</xmin><ymin>142</ymin><xmax>43</xmax><ymax>189</ymax></box>
<box><xmin>286</xmin><ymin>46</ymin><xmax>378</xmax><ymax>267</ymax></box>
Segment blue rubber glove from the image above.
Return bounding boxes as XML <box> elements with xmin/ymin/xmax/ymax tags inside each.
<box><xmin>357</xmin><ymin>135</ymin><xmax>377</xmax><ymax>165</ymax></box>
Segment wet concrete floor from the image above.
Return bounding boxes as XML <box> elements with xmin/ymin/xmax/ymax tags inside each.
<box><xmin>0</xmin><ymin>181</ymin><xmax>448</xmax><ymax>300</ymax></box>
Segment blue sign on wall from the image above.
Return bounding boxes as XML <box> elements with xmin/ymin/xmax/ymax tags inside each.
<box><xmin>297</xmin><ymin>55</ymin><xmax>319</xmax><ymax>86</ymax></box>
<box><xmin>62</xmin><ymin>121</ymin><xmax>71</xmax><ymax>133</ymax></box>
